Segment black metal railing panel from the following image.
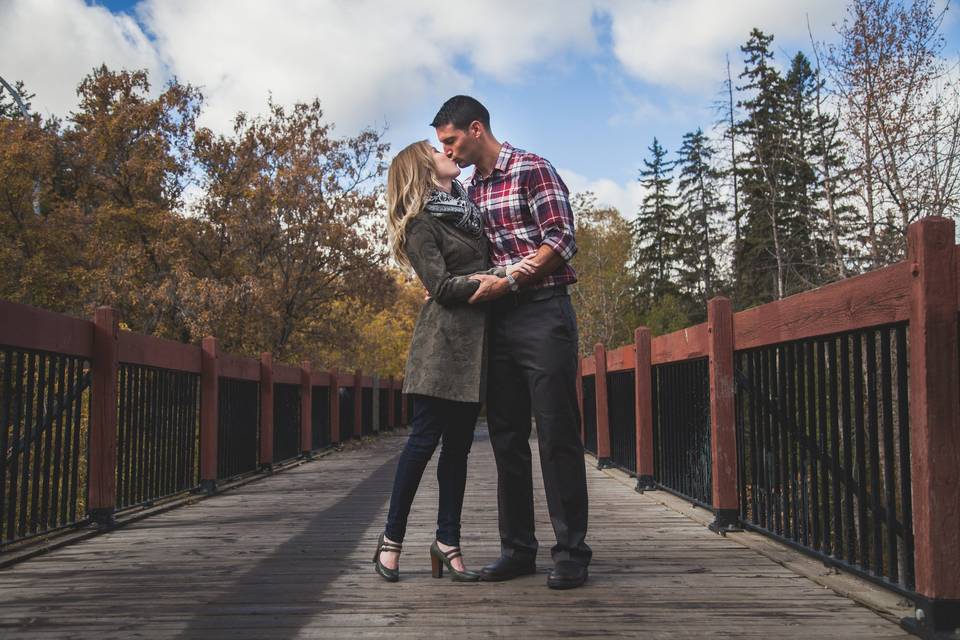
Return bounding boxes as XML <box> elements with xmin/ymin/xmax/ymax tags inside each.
<box><xmin>652</xmin><ymin>357</ymin><xmax>712</xmax><ymax>506</ymax></box>
<box><xmin>378</xmin><ymin>388</ymin><xmax>390</xmax><ymax>430</ymax></box>
<box><xmin>1</xmin><ymin>348</ymin><xmax>90</xmax><ymax>547</ymax></box>
<box><xmin>311</xmin><ymin>385</ymin><xmax>331</xmax><ymax>449</ymax></box>
<box><xmin>217</xmin><ymin>377</ymin><xmax>258</xmax><ymax>479</ymax></box>
<box><xmin>734</xmin><ymin>323</ymin><xmax>914</xmax><ymax>591</ymax></box>
<box><xmin>361</xmin><ymin>388</ymin><xmax>373</xmax><ymax>436</ymax></box>
<box><xmin>272</xmin><ymin>383</ymin><xmax>300</xmax><ymax>463</ymax></box>
<box><xmin>116</xmin><ymin>364</ymin><xmax>199</xmax><ymax>510</ymax></box>
<box><xmin>608</xmin><ymin>370</ymin><xmax>636</xmax><ymax>474</ymax></box>
<box><xmin>339</xmin><ymin>387</ymin><xmax>355</xmax><ymax>440</ymax></box>
<box><xmin>581</xmin><ymin>375</ymin><xmax>597</xmax><ymax>454</ymax></box>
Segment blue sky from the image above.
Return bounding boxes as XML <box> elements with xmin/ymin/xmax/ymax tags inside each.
<box><xmin>4</xmin><ymin>0</ymin><xmax>959</xmax><ymax>216</ymax></box>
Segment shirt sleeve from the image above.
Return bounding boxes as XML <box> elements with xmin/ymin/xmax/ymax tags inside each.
<box><xmin>523</xmin><ymin>158</ymin><xmax>577</xmax><ymax>261</ymax></box>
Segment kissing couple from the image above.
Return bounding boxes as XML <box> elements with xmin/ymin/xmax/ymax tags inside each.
<box><xmin>374</xmin><ymin>95</ymin><xmax>591</xmax><ymax>590</ymax></box>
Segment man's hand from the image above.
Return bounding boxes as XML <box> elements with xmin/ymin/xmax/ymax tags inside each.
<box><xmin>467</xmin><ymin>273</ymin><xmax>506</xmax><ymax>304</ymax></box>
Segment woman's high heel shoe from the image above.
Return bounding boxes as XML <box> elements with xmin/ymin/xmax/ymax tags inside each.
<box><xmin>429</xmin><ymin>540</ymin><xmax>480</xmax><ymax>582</ymax></box>
<box><xmin>373</xmin><ymin>532</ymin><xmax>402</xmax><ymax>582</ymax></box>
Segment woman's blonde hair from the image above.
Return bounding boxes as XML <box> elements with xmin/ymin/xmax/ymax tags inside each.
<box><xmin>386</xmin><ymin>140</ymin><xmax>442</xmax><ymax>270</ymax></box>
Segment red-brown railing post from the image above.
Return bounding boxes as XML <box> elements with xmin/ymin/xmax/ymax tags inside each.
<box><xmin>199</xmin><ymin>336</ymin><xmax>219</xmax><ymax>494</ymax></box>
<box><xmin>88</xmin><ymin>306</ymin><xmax>119</xmax><ymax>527</ymax></box>
<box><xmin>400</xmin><ymin>379</ymin><xmax>408</xmax><ymax>427</ymax></box>
<box><xmin>576</xmin><ymin>358</ymin><xmax>584</xmax><ymax>444</ymax></box>
<box><xmin>329</xmin><ymin>367</ymin><xmax>341</xmax><ymax>444</ymax></box>
<box><xmin>353</xmin><ymin>369</ymin><xmax>362</xmax><ymax>438</ymax></box>
<box><xmin>259</xmin><ymin>352</ymin><xmax>274</xmax><ymax>470</ymax></box>
<box><xmin>634</xmin><ymin>327</ymin><xmax>656</xmax><ymax>492</ymax></box>
<box><xmin>906</xmin><ymin>216</ymin><xmax>960</xmax><ymax>632</ymax></box>
<box><xmin>707</xmin><ymin>297</ymin><xmax>740</xmax><ymax>533</ymax></box>
<box><xmin>386</xmin><ymin>375</ymin><xmax>395</xmax><ymax>429</ymax></box>
<box><xmin>300</xmin><ymin>360</ymin><xmax>312</xmax><ymax>457</ymax></box>
<box><xmin>594</xmin><ymin>343</ymin><xmax>612</xmax><ymax>469</ymax></box>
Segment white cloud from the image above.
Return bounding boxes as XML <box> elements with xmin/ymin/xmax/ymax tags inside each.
<box><xmin>0</xmin><ymin>0</ymin><xmax>162</xmax><ymax>118</ymax></box>
<box><xmin>1</xmin><ymin>0</ymin><xmax>853</xmax><ymax>134</ymax></box>
<box><xmin>135</xmin><ymin>0</ymin><xmax>599</xmax><ymax>134</ymax></box>
<box><xmin>603</xmin><ymin>0</ymin><xmax>847</xmax><ymax>93</ymax></box>
<box><xmin>559</xmin><ymin>168</ymin><xmax>646</xmax><ymax>220</ymax></box>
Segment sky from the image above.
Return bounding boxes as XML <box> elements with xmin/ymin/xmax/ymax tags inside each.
<box><xmin>2</xmin><ymin>0</ymin><xmax>959</xmax><ymax>218</ymax></box>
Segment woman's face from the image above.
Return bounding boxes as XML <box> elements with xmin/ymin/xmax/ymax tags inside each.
<box><xmin>432</xmin><ymin>146</ymin><xmax>461</xmax><ymax>181</ymax></box>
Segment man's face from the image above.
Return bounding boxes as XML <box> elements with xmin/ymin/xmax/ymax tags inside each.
<box><xmin>435</xmin><ymin>122</ymin><xmax>478</xmax><ymax>168</ymax></box>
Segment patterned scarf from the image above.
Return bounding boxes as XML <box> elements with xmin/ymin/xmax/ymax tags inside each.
<box><xmin>423</xmin><ymin>180</ymin><xmax>484</xmax><ymax>238</ymax></box>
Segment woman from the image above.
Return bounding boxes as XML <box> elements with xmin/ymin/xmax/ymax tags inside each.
<box><xmin>374</xmin><ymin>141</ymin><xmax>530</xmax><ymax>582</ymax></box>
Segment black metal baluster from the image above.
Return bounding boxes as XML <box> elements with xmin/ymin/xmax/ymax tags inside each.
<box><xmin>49</xmin><ymin>354</ymin><xmax>67</xmax><ymax>530</ymax></box>
<box><xmin>795</xmin><ymin>341</ymin><xmax>809</xmax><ymax>546</ymax></box>
<box><xmin>828</xmin><ymin>337</ymin><xmax>842</xmax><ymax>560</ymax></box>
<box><xmin>853</xmin><ymin>331</ymin><xmax>869</xmax><ymax>571</ymax></box>
<box><xmin>18</xmin><ymin>352</ymin><xmax>37</xmax><ymax>539</ymax></box>
<box><xmin>895</xmin><ymin>325</ymin><xmax>914</xmax><ymax>589</ymax></box>
<box><xmin>865</xmin><ymin>329</ymin><xmax>882</xmax><ymax>573</ymax></box>
<box><xmin>66</xmin><ymin>359</ymin><xmax>82</xmax><ymax>523</ymax></box>
<box><xmin>0</xmin><ymin>350</ymin><xmax>12</xmax><ymax>542</ymax></box>
<box><xmin>840</xmin><ymin>333</ymin><xmax>855</xmax><ymax>565</ymax></box>
<box><xmin>880</xmin><ymin>328</ymin><xmax>898</xmax><ymax>582</ymax></box>
<box><xmin>816</xmin><ymin>340</ymin><xmax>831</xmax><ymax>555</ymax></box>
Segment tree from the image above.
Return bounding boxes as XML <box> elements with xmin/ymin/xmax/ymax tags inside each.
<box><xmin>827</xmin><ymin>0</ymin><xmax>960</xmax><ymax>264</ymax></box>
<box><xmin>570</xmin><ymin>193</ymin><xmax>635</xmax><ymax>355</ymax></box>
<box><xmin>675</xmin><ymin>128</ymin><xmax>727</xmax><ymax>314</ymax></box>
<box><xmin>632</xmin><ymin>138</ymin><xmax>680</xmax><ymax>313</ymax></box>
<box><xmin>735</xmin><ymin>29</ymin><xmax>789</xmax><ymax>305</ymax></box>
<box><xmin>0</xmin><ymin>79</ymin><xmax>34</xmax><ymax>119</ymax></box>
<box><xmin>183</xmin><ymin>97</ymin><xmax>394</xmax><ymax>361</ymax></box>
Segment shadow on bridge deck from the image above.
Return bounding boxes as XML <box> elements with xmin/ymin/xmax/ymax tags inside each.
<box><xmin>0</xmin><ymin>426</ymin><xmax>912</xmax><ymax>639</ymax></box>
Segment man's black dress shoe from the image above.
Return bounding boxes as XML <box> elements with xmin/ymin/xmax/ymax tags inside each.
<box><xmin>547</xmin><ymin>560</ymin><xmax>588</xmax><ymax>589</ymax></box>
<box><xmin>479</xmin><ymin>555</ymin><xmax>537</xmax><ymax>582</ymax></box>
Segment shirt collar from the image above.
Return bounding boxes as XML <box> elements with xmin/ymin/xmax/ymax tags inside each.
<box><xmin>472</xmin><ymin>142</ymin><xmax>514</xmax><ymax>185</ymax></box>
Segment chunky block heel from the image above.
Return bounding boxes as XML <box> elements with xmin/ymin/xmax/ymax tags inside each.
<box><xmin>429</xmin><ymin>540</ymin><xmax>480</xmax><ymax>582</ymax></box>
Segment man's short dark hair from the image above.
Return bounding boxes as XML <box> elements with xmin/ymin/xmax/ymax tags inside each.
<box><xmin>430</xmin><ymin>95</ymin><xmax>491</xmax><ymax>132</ymax></box>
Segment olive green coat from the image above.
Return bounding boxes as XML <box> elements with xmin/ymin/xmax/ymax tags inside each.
<box><xmin>401</xmin><ymin>214</ymin><xmax>502</xmax><ymax>403</ymax></box>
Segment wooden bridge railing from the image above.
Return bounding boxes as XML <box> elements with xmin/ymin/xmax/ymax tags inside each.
<box><xmin>0</xmin><ymin>302</ymin><xmax>406</xmax><ymax>550</ymax></box>
<box><xmin>578</xmin><ymin>216</ymin><xmax>960</xmax><ymax>633</ymax></box>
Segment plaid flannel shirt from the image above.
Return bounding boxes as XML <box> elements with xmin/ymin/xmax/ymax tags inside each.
<box><xmin>467</xmin><ymin>142</ymin><xmax>577</xmax><ymax>290</ymax></box>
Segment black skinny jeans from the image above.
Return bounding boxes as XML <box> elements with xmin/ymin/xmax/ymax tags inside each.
<box><xmin>384</xmin><ymin>394</ymin><xmax>479</xmax><ymax>547</ymax></box>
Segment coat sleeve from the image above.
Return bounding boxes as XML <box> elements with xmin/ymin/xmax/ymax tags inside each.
<box><xmin>405</xmin><ymin>218</ymin><xmax>482</xmax><ymax>306</ymax></box>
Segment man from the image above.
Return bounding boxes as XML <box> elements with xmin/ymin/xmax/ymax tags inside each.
<box><xmin>431</xmin><ymin>95</ymin><xmax>591</xmax><ymax>589</ymax></box>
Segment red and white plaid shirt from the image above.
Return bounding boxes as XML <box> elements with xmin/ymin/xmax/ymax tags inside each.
<box><xmin>467</xmin><ymin>142</ymin><xmax>577</xmax><ymax>290</ymax></box>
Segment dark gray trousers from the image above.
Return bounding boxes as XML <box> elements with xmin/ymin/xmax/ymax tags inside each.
<box><xmin>486</xmin><ymin>291</ymin><xmax>591</xmax><ymax>566</ymax></box>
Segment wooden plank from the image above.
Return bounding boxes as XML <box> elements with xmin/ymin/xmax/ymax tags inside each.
<box><xmin>594</xmin><ymin>343</ymin><xmax>611</xmax><ymax>464</ymax></box>
<box><xmin>606</xmin><ymin>345</ymin><xmax>635</xmax><ymax>372</ymax></box>
<box><xmin>707</xmin><ymin>298</ymin><xmax>737</xmax><ymax>528</ymax></box>
<box><xmin>651</xmin><ymin>322</ymin><xmax>708</xmax><ymax>365</ymax></box>
<box><xmin>118</xmin><ymin>331</ymin><xmax>201</xmax><ymax>373</ymax></box>
<box><xmin>0</xmin><ymin>299</ymin><xmax>93</xmax><ymax>358</ymax></box>
<box><xmin>906</xmin><ymin>218</ymin><xmax>960</xmax><ymax>615</ymax></box>
<box><xmin>0</xmin><ymin>427</ymin><xmax>911</xmax><ymax>639</ymax></box>
<box><xmin>635</xmin><ymin>327</ymin><xmax>655</xmax><ymax>487</ymax></box>
<box><xmin>219</xmin><ymin>353</ymin><xmax>259</xmax><ymax>381</ymax></box>
<box><xmin>87</xmin><ymin>307</ymin><xmax>119</xmax><ymax>522</ymax></box>
<box><xmin>200</xmin><ymin>337</ymin><xmax>219</xmax><ymax>489</ymax></box>
<box><xmin>310</xmin><ymin>370</ymin><xmax>330</xmax><ymax>386</ymax></box>
<box><xmin>581</xmin><ymin>355</ymin><xmax>596</xmax><ymax>376</ymax></box>
<box><xmin>734</xmin><ymin>260</ymin><xmax>911</xmax><ymax>352</ymax></box>
<box><xmin>273</xmin><ymin>363</ymin><xmax>300</xmax><ymax>386</ymax></box>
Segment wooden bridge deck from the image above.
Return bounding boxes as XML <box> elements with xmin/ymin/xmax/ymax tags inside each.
<box><xmin>0</xmin><ymin>427</ymin><xmax>911</xmax><ymax>639</ymax></box>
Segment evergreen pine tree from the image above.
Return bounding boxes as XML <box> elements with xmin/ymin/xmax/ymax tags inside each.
<box><xmin>734</xmin><ymin>29</ymin><xmax>791</xmax><ymax>306</ymax></box>
<box><xmin>675</xmin><ymin>128</ymin><xmax>726</xmax><ymax>314</ymax></box>
<box><xmin>632</xmin><ymin>137</ymin><xmax>679</xmax><ymax>313</ymax></box>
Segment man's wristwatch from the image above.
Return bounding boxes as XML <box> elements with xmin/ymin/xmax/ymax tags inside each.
<box><xmin>505</xmin><ymin>273</ymin><xmax>519</xmax><ymax>292</ymax></box>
